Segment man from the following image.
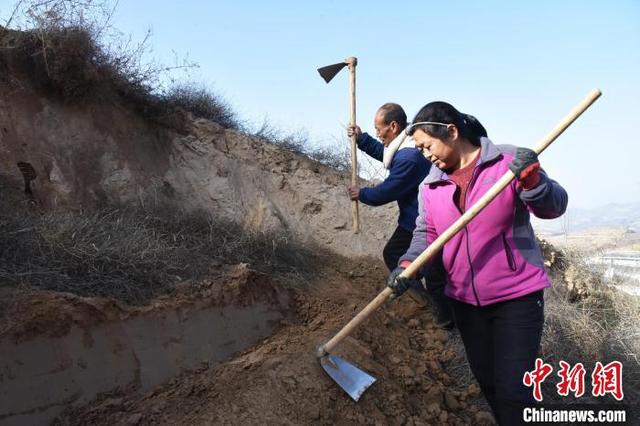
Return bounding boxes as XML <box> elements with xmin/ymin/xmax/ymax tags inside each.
<box><xmin>347</xmin><ymin>103</ymin><xmax>453</xmax><ymax>329</ymax></box>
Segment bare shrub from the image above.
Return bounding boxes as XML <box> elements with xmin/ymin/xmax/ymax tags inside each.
<box><xmin>254</xmin><ymin>120</ymin><xmax>307</xmax><ymax>154</ymax></box>
<box><xmin>28</xmin><ymin>26</ymin><xmax>102</xmax><ymax>99</ymax></box>
<box><xmin>0</xmin><ymin>1</ymin><xmax>243</xmax><ymax>130</ymax></box>
<box><xmin>2</xmin><ymin>1</ymin><xmax>154</xmax><ymax>99</ymax></box>
<box><xmin>307</xmin><ymin>145</ymin><xmax>350</xmax><ymax>172</ymax></box>
<box><xmin>253</xmin><ymin>120</ymin><xmax>351</xmax><ymax>173</ymax></box>
<box><xmin>163</xmin><ymin>82</ymin><xmax>239</xmax><ymax>129</ymax></box>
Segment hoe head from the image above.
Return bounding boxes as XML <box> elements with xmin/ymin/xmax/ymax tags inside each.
<box><xmin>319</xmin><ymin>353</ymin><xmax>376</xmax><ymax>401</ymax></box>
<box><xmin>317</xmin><ymin>61</ymin><xmax>348</xmax><ymax>83</ymax></box>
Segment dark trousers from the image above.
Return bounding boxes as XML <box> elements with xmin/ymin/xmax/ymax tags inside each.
<box><xmin>382</xmin><ymin>226</ymin><xmax>413</xmax><ymax>271</ymax></box>
<box><xmin>450</xmin><ymin>290</ymin><xmax>544</xmax><ymax>426</ymax></box>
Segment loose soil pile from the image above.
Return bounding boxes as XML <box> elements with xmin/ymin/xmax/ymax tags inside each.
<box><xmin>57</xmin><ymin>257</ymin><xmax>493</xmax><ymax>425</ymax></box>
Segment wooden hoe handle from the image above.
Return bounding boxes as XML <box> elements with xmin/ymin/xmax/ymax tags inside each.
<box><xmin>347</xmin><ymin>57</ymin><xmax>360</xmax><ymax>233</ymax></box>
<box><xmin>319</xmin><ymin>88</ymin><xmax>602</xmax><ymax>356</ymax></box>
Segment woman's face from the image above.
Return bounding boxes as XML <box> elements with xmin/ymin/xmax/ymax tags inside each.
<box><xmin>413</xmin><ymin>127</ymin><xmax>459</xmax><ymax>170</ymax></box>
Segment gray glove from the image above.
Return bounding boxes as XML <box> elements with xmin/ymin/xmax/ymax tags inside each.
<box><xmin>387</xmin><ymin>266</ymin><xmax>420</xmax><ymax>298</ymax></box>
<box><xmin>508</xmin><ymin>148</ymin><xmax>541</xmax><ymax>189</ymax></box>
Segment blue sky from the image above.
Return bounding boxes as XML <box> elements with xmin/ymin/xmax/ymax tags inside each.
<box><xmin>2</xmin><ymin>0</ymin><xmax>639</xmax><ymax>209</ymax></box>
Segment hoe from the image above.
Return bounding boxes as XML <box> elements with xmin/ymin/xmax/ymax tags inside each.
<box><xmin>318</xmin><ymin>57</ymin><xmax>360</xmax><ymax>233</ymax></box>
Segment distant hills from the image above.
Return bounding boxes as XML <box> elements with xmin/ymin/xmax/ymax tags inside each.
<box><xmin>532</xmin><ymin>202</ymin><xmax>640</xmax><ymax>235</ymax></box>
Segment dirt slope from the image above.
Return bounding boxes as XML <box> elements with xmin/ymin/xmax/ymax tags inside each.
<box><xmin>0</xmin><ymin>50</ymin><xmax>492</xmax><ymax>424</ymax></box>
<box><xmin>0</xmin><ymin>86</ymin><xmax>396</xmax><ymax>259</ymax></box>
<box><xmin>59</xmin><ymin>257</ymin><xmax>492</xmax><ymax>426</ymax></box>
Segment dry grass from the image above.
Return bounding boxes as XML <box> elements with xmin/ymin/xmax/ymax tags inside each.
<box><xmin>541</xmin><ymin>247</ymin><xmax>639</xmax><ymax>409</ymax></box>
<box><xmin>0</xmin><ymin>180</ymin><xmax>325</xmax><ymax>305</ymax></box>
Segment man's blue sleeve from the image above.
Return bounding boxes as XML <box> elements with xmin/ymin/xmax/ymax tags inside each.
<box><xmin>357</xmin><ymin>133</ymin><xmax>384</xmax><ymax>162</ymax></box>
<box><xmin>359</xmin><ymin>155</ymin><xmax>426</xmax><ymax>206</ymax></box>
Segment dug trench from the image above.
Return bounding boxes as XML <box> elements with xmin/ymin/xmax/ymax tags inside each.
<box><xmin>20</xmin><ymin>257</ymin><xmax>492</xmax><ymax>426</ymax></box>
<box><xmin>0</xmin><ymin>264</ymin><xmax>288</xmax><ymax>425</ymax></box>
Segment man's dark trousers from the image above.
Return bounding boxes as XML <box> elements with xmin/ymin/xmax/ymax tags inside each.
<box><xmin>383</xmin><ymin>226</ymin><xmax>413</xmax><ymax>271</ymax></box>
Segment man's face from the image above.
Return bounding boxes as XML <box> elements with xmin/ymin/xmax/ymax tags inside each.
<box><xmin>374</xmin><ymin>113</ymin><xmax>400</xmax><ymax>146</ymax></box>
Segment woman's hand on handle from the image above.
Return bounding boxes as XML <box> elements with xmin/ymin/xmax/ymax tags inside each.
<box><xmin>387</xmin><ymin>266</ymin><xmax>419</xmax><ymax>299</ymax></box>
<box><xmin>508</xmin><ymin>148</ymin><xmax>541</xmax><ymax>190</ymax></box>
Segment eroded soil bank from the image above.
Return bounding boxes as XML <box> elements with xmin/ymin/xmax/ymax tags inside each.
<box><xmin>0</xmin><ymin>264</ymin><xmax>291</xmax><ymax>425</ymax></box>
<box><xmin>56</xmin><ymin>258</ymin><xmax>492</xmax><ymax>426</ymax></box>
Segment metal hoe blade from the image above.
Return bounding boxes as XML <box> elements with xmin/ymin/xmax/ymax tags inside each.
<box><xmin>320</xmin><ymin>354</ymin><xmax>376</xmax><ymax>401</ymax></box>
<box><xmin>317</xmin><ymin>62</ymin><xmax>347</xmax><ymax>83</ymax></box>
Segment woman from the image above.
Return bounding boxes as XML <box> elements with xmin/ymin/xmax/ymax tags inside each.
<box><xmin>388</xmin><ymin>101</ymin><xmax>567</xmax><ymax>425</ymax></box>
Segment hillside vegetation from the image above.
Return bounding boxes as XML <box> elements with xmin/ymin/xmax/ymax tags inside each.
<box><xmin>0</xmin><ymin>1</ymin><xmax>638</xmax><ymax>423</ymax></box>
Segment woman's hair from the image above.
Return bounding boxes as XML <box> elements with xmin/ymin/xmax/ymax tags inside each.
<box><xmin>409</xmin><ymin>101</ymin><xmax>487</xmax><ymax>146</ymax></box>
